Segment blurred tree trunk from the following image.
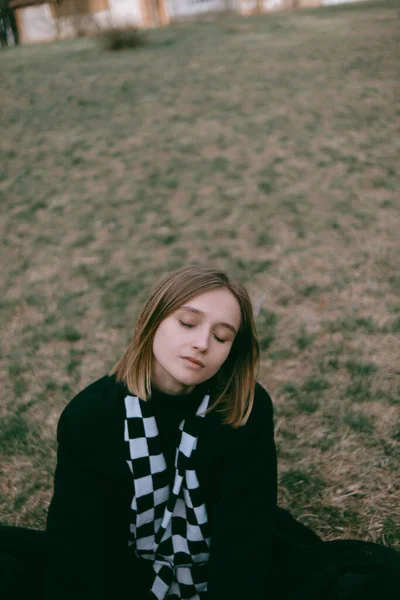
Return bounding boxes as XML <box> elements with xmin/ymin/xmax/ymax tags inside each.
<box><xmin>0</xmin><ymin>13</ymin><xmax>7</xmax><ymax>47</ymax></box>
<box><xmin>0</xmin><ymin>0</ymin><xmax>20</xmax><ymax>46</ymax></box>
<box><xmin>8</xmin><ymin>4</ymin><xmax>19</xmax><ymax>43</ymax></box>
<box><xmin>0</xmin><ymin>0</ymin><xmax>8</xmax><ymax>46</ymax></box>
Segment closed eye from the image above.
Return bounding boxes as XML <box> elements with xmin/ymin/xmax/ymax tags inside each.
<box><xmin>179</xmin><ymin>320</ymin><xmax>227</xmax><ymax>343</ymax></box>
<box><xmin>179</xmin><ymin>320</ymin><xmax>195</xmax><ymax>329</ymax></box>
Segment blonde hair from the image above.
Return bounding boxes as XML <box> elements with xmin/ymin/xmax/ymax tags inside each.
<box><xmin>111</xmin><ymin>265</ymin><xmax>260</xmax><ymax>428</ymax></box>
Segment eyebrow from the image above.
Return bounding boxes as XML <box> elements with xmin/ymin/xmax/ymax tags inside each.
<box><xmin>180</xmin><ymin>305</ymin><xmax>238</xmax><ymax>335</ymax></box>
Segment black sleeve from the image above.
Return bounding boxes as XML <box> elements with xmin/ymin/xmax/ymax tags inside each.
<box><xmin>207</xmin><ymin>384</ymin><xmax>277</xmax><ymax>600</ymax></box>
<box><xmin>44</xmin><ymin>404</ymin><xmax>109</xmax><ymax>600</ymax></box>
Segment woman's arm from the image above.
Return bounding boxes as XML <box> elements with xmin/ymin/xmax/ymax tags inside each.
<box><xmin>44</xmin><ymin>401</ymin><xmax>110</xmax><ymax>600</ymax></box>
<box><xmin>207</xmin><ymin>383</ymin><xmax>277</xmax><ymax>600</ymax></box>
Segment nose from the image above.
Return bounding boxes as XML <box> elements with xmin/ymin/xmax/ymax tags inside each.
<box><xmin>192</xmin><ymin>330</ymin><xmax>209</xmax><ymax>353</ymax></box>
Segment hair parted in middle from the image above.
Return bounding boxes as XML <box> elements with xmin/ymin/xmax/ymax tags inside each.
<box><xmin>111</xmin><ymin>265</ymin><xmax>260</xmax><ymax>428</ymax></box>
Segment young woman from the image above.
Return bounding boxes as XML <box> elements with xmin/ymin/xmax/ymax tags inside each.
<box><xmin>1</xmin><ymin>265</ymin><xmax>399</xmax><ymax>600</ymax></box>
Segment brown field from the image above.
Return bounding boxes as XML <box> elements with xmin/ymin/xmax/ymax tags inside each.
<box><xmin>1</xmin><ymin>0</ymin><xmax>399</xmax><ymax>548</ymax></box>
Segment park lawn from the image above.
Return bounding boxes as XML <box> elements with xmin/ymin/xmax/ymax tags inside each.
<box><xmin>1</xmin><ymin>0</ymin><xmax>399</xmax><ymax>547</ymax></box>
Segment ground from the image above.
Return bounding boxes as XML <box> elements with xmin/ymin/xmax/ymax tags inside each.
<box><xmin>0</xmin><ymin>0</ymin><xmax>399</xmax><ymax>548</ymax></box>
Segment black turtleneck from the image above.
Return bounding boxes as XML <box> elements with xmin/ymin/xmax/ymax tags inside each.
<box><xmin>149</xmin><ymin>383</ymin><xmax>210</xmax><ymax>477</ymax></box>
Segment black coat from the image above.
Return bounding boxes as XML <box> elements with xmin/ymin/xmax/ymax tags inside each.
<box><xmin>3</xmin><ymin>377</ymin><xmax>398</xmax><ymax>600</ymax></box>
<box><xmin>44</xmin><ymin>375</ymin><xmax>278</xmax><ymax>600</ymax></box>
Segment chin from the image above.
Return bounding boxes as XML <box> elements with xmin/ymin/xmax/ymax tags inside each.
<box><xmin>177</xmin><ymin>374</ymin><xmax>203</xmax><ymax>386</ymax></box>
<box><xmin>174</xmin><ymin>369</ymin><xmax>206</xmax><ymax>387</ymax></box>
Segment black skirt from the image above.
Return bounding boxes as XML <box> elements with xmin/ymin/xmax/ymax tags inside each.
<box><xmin>1</xmin><ymin>508</ymin><xmax>399</xmax><ymax>600</ymax></box>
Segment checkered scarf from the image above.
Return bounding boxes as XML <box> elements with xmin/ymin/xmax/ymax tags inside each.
<box><xmin>124</xmin><ymin>392</ymin><xmax>211</xmax><ymax>600</ymax></box>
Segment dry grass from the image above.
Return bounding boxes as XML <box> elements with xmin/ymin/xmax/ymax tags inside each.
<box><xmin>1</xmin><ymin>0</ymin><xmax>399</xmax><ymax>548</ymax></box>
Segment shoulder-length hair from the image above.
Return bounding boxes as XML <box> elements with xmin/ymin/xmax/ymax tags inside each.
<box><xmin>111</xmin><ymin>265</ymin><xmax>260</xmax><ymax>428</ymax></box>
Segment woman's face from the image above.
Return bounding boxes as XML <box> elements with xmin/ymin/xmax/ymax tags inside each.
<box><xmin>152</xmin><ymin>287</ymin><xmax>242</xmax><ymax>395</ymax></box>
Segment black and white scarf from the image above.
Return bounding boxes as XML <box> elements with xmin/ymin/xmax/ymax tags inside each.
<box><xmin>124</xmin><ymin>392</ymin><xmax>211</xmax><ymax>600</ymax></box>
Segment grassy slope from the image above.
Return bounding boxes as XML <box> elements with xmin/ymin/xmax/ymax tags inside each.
<box><xmin>1</xmin><ymin>0</ymin><xmax>399</xmax><ymax>547</ymax></box>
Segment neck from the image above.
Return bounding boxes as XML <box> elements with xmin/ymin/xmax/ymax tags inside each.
<box><xmin>151</xmin><ymin>378</ymin><xmax>196</xmax><ymax>396</ymax></box>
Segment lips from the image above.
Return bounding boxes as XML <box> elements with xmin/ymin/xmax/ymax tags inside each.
<box><xmin>182</xmin><ymin>356</ymin><xmax>205</xmax><ymax>368</ymax></box>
